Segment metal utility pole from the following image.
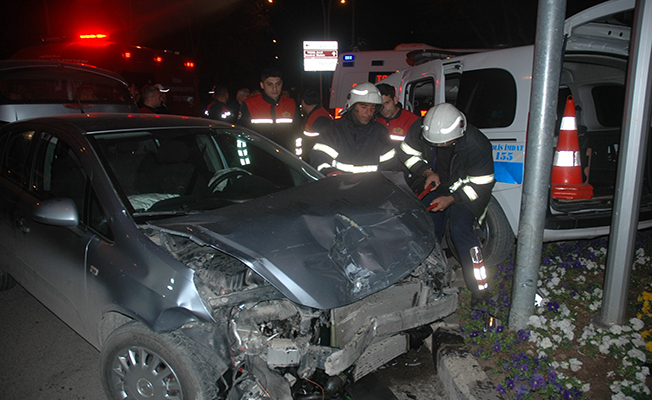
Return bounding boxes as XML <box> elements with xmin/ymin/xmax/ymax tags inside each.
<box><xmin>597</xmin><ymin>0</ymin><xmax>652</xmax><ymax>327</ymax></box>
<box><xmin>508</xmin><ymin>0</ymin><xmax>567</xmax><ymax>330</ymax></box>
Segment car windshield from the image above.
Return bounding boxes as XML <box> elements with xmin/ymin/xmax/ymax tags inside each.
<box><xmin>89</xmin><ymin>126</ymin><xmax>320</xmax><ymax>221</ymax></box>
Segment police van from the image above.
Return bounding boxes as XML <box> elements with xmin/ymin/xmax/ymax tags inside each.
<box><xmin>380</xmin><ymin>0</ymin><xmax>651</xmax><ymax>265</ymax></box>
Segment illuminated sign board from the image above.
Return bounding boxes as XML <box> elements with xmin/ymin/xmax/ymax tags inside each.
<box><xmin>303</xmin><ymin>41</ymin><xmax>338</xmax><ymax>72</ymax></box>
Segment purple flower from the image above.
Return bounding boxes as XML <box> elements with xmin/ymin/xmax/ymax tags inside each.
<box><xmin>562</xmin><ymin>388</ymin><xmax>582</xmax><ymax>399</ymax></box>
<box><xmin>515</xmin><ymin>384</ymin><xmax>530</xmax><ymax>396</ymax></box>
<box><xmin>473</xmin><ymin>348</ymin><xmax>484</xmax><ymax>357</ymax></box>
<box><xmin>469</xmin><ymin>330</ymin><xmax>480</xmax><ymax>338</ymax></box>
<box><xmin>471</xmin><ymin>309</ymin><xmax>483</xmax><ymax>320</ymax></box>
<box><xmin>496</xmin><ymin>325</ymin><xmax>505</xmax><ymax>333</ymax></box>
<box><xmin>506</xmin><ymin>378</ymin><xmax>515</xmax><ymax>389</ymax></box>
<box><xmin>517</xmin><ymin>329</ymin><xmax>530</xmax><ymax>341</ymax></box>
<box><xmin>547</xmin><ymin>370</ymin><xmax>558</xmax><ymax>383</ymax></box>
<box><xmin>492</xmin><ymin>341</ymin><xmax>501</xmax><ymax>352</ymax></box>
<box><xmin>530</xmin><ymin>373</ymin><xmax>545</xmax><ymax>391</ymax></box>
<box><xmin>518</xmin><ymin>363</ymin><xmax>529</xmax><ymax>373</ymax></box>
<box><xmin>495</xmin><ymin>384</ymin><xmax>507</xmax><ymax>395</ymax></box>
<box><xmin>547</xmin><ymin>301</ymin><xmax>560</xmax><ymax>312</ymax></box>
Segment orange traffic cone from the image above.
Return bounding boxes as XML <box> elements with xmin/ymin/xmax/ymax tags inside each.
<box><xmin>551</xmin><ymin>96</ymin><xmax>593</xmax><ymax>200</ymax></box>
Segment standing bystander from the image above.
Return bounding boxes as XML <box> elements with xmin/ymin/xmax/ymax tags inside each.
<box><xmin>205</xmin><ymin>85</ymin><xmax>234</xmax><ymax>123</ymax></box>
<box><xmin>139</xmin><ymin>85</ymin><xmax>162</xmax><ymax>114</ymax></box>
<box><xmin>237</xmin><ymin>68</ymin><xmax>299</xmax><ymax>152</ymax></box>
<box><xmin>298</xmin><ymin>88</ymin><xmax>333</xmax><ymax>162</ymax></box>
<box><xmin>376</xmin><ymin>83</ymin><xmax>419</xmax><ymax>143</ymax></box>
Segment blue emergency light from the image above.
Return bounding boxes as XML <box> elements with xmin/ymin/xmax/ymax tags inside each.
<box><xmin>343</xmin><ymin>54</ymin><xmax>355</xmax><ymax>61</ymax></box>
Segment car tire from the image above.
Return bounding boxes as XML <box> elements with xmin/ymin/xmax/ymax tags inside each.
<box><xmin>0</xmin><ymin>270</ymin><xmax>16</xmax><ymax>291</ymax></box>
<box><xmin>446</xmin><ymin>196</ymin><xmax>515</xmax><ymax>267</ymax></box>
<box><xmin>100</xmin><ymin>321</ymin><xmax>219</xmax><ymax>400</ymax></box>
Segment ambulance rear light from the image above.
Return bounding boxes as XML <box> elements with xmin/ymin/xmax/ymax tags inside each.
<box><xmin>79</xmin><ymin>33</ymin><xmax>108</xmax><ymax>40</ymax></box>
<box><xmin>122</xmin><ymin>52</ymin><xmax>132</xmax><ymax>59</ymax></box>
<box><xmin>154</xmin><ymin>56</ymin><xmax>163</xmax><ymax>63</ymax></box>
<box><xmin>184</xmin><ymin>61</ymin><xmax>195</xmax><ymax>68</ymax></box>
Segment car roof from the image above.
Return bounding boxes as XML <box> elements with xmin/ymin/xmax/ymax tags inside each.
<box><xmin>3</xmin><ymin>113</ymin><xmax>231</xmax><ymax>135</ymax></box>
<box><xmin>0</xmin><ymin>59</ymin><xmax>128</xmax><ymax>82</ymax></box>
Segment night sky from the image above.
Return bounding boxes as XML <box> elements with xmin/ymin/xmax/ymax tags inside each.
<box><xmin>1</xmin><ymin>0</ymin><xmax>607</xmax><ymax>105</ymax></box>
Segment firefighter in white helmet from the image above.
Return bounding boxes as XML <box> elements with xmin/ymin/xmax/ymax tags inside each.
<box><xmin>399</xmin><ymin>103</ymin><xmax>495</xmax><ymax>305</ymax></box>
<box><xmin>310</xmin><ymin>82</ymin><xmax>397</xmax><ymax>175</ymax></box>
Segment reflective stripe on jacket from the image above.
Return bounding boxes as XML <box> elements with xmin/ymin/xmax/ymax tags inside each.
<box><xmin>310</xmin><ymin>111</ymin><xmax>397</xmax><ymax>176</ymax></box>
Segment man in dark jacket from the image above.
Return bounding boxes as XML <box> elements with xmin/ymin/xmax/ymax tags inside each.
<box><xmin>398</xmin><ymin>103</ymin><xmax>495</xmax><ymax>303</ymax></box>
<box><xmin>237</xmin><ymin>68</ymin><xmax>298</xmax><ymax>152</ymax></box>
<box><xmin>310</xmin><ymin>82</ymin><xmax>396</xmax><ymax>175</ymax></box>
<box><xmin>205</xmin><ymin>85</ymin><xmax>234</xmax><ymax>123</ymax></box>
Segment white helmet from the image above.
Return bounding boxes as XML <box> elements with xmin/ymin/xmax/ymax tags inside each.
<box><xmin>422</xmin><ymin>103</ymin><xmax>467</xmax><ymax>144</ymax></box>
<box><xmin>341</xmin><ymin>82</ymin><xmax>383</xmax><ymax>114</ymax></box>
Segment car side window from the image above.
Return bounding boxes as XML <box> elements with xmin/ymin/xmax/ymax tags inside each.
<box><xmin>89</xmin><ymin>187</ymin><xmax>113</xmax><ymax>241</ymax></box>
<box><xmin>33</xmin><ymin>132</ymin><xmax>87</xmax><ymax>217</ymax></box>
<box><xmin>1</xmin><ymin>130</ymin><xmax>34</xmax><ymax>187</ymax></box>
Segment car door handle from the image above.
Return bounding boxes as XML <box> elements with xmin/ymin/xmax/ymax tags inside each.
<box><xmin>15</xmin><ymin>217</ymin><xmax>30</xmax><ymax>234</ymax></box>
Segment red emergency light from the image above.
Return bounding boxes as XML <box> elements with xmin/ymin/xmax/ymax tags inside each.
<box><xmin>184</xmin><ymin>61</ymin><xmax>195</xmax><ymax>68</ymax></box>
<box><xmin>79</xmin><ymin>33</ymin><xmax>109</xmax><ymax>40</ymax></box>
<box><xmin>122</xmin><ymin>52</ymin><xmax>132</xmax><ymax>59</ymax></box>
<box><xmin>154</xmin><ymin>56</ymin><xmax>163</xmax><ymax>63</ymax></box>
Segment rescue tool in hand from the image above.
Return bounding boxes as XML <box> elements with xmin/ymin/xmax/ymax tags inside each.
<box><xmin>417</xmin><ymin>183</ymin><xmax>435</xmax><ymax>200</ymax></box>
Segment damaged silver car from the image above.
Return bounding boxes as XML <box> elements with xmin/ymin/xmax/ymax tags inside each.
<box><xmin>0</xmin><ymin>113</ymin><xmax>458</xmax><ymax>400</ymax></box>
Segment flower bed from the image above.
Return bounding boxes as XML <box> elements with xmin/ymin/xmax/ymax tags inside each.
<box><xmin>457</xmin><ymin>230</ymin><xmax>652</xmax><ymax>399</ymax></box>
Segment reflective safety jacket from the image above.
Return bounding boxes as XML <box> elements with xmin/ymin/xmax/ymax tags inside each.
<box><xmin>238</xmin><ymin>93</ymin><xmax>298</xmax><ymax>151</ymax></box>
<box><xmin>310</xmin><ymin>110</ymin><xmax>397</xmax><ymax>175</ymax></box>
<box><xmin>300</xmin><ymin>106</ymin><xmax>333</xmax><ymax>161</ymax></box>
<box><xmin>378</xmin><ymin>107</ymin><xmax>419</xmax><ymax>142</ymax></box>
<box><xmin>205</xmin><ymin>100</ymin><xmax>234</xmax><ymax>123</ymax></box>
<box><xmin>398</xmin><ymin>122</ymin><xmax>495</xmax><ymax>217</ymax></box>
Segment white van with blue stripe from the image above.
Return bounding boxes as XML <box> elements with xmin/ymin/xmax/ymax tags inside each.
<box><xmin>380</xmin><ymin>0</ymin><xmax>649</xmax><ymax>266</ymax></box>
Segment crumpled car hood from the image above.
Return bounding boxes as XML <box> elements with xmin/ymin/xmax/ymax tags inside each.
<box><xmin>151</xmin><ymin>172</ymin><xmax>436</xmax><ymax>309</ymax></box>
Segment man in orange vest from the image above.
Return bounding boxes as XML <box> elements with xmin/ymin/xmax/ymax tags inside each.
<box><xmin>299</xmin><ymin>88</ymin><xmax>333</xmax><ymax>162</ymax></box>
<box><xmin>376</xmin><ymin>83</ymin><xmax>419</xmax><ymax>144</ymax></box>
<box><xmin>238</xmin><ymin>68</ymin><xmax>299</xmax><ymax>152</ymax></box>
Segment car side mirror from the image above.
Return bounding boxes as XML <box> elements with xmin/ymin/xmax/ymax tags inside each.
<box><xmin>32</xmin><ymin>198</ymin><xmax>79</xmax><ymax>227</ymax></box>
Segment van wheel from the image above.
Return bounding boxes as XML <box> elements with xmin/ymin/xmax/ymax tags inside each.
<box><xmin>0</xmin><ymin>270</ymin><xmax>16</xmax><ymax>291</ymax></box>
<box><xmin>100</xmin><ymin>321</ymin><xmax>219</xmax><ymax>400</ymax></box>
<box><xmin>446</xmin><ymin>196</ymin><xmax>515</xmax><ymax>267</ymax></box>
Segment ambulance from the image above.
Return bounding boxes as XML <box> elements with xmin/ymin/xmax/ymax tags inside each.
<box><xmin>328</xmin><ymin>43</ymin><xmax>482</xmax><ymax>116</ymax></box>
<box><xmin>11</xmin><ymin>34</ymin><xmax>202</xmax><ymax>117</ymax></box>
<box><xmin>379</xmin><ymin>0</ymin><xmax>652</xmax><ymax>266</ymax></box>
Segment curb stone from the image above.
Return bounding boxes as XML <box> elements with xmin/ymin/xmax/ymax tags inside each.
<box><xmin>431</xmin><ymin>325</ymin><xmax>503</xmax><ymax>400</ymax></box>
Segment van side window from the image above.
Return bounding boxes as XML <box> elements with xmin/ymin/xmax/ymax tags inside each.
<box><xmin>405</xmin><ymin>78</ymin><xmax>435</xmax><ymax>117</ymax></box>
<box><xmin>455</xmin><ymin>68</ymin><xmax>517</xmax><ymax>129</ymax></box>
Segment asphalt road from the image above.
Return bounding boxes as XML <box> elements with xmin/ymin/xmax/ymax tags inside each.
<box><xmin>0</xmin><ymin>283</ymin><xmax>449</xmax><ymax>400</ymax></box>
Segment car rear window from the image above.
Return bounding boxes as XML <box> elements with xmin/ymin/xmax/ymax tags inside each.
<box><xmin>0</xmin><ymin>66</ymin><xmax>132</xmax><ymax>104</ymax></box>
